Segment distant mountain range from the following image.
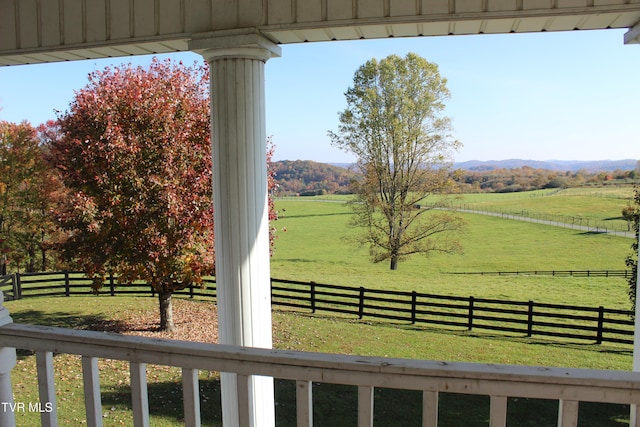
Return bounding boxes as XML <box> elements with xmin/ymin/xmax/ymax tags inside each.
<box><xmin>453</xmin><ymin>159</ymin><xmax>639</xmax><ymax>172</ymax></box>
<box><xmin>331</xmin><ymin>159</ymin><xmax>639</xmax><ymax>173</ymax></box>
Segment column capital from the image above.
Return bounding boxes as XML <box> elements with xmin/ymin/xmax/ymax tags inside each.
<box><xmin>189</xmin><ymin>29</ymin><xmax>282</xmax><ymax>62</ymax></box>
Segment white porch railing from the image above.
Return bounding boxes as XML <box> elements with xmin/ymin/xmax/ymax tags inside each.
<box><xmin>0</xmin><ymin>305</ymin><xmax>640</xmax><ymax>426</ymax></box>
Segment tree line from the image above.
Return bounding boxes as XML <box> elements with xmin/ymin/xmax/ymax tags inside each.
<box><xmin>274</xmin><ymin>161</ymin><xmax>640</xmax><ymax>196</ymax></box>
<box><xmin>452</xmin><ymin>166</ymin><xmax>640</xmax><ymax>193</ymax></box>
<box><xmin>1</xmin><ymin>58</ymin><xmax>277</xmax><ymax>331</ymax></box>
<box><xmin>271</xmin><ymin>160</ymin><xmax>357</xmax><ymax>196</ymax></box>
<box><xmin>3</xmin><ymin>53</ymin><xmax>638</xmax><ymax>327</ymax></box>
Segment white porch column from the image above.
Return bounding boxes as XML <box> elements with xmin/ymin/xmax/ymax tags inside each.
<box><xmin>190</xmin><ymin>30</ymin><xmax>281</xmax><ymax>427</ymax></box>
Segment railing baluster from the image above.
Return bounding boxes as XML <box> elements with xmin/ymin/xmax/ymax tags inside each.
<box><xmin>296</xmin><ymin>380</ymin><xmax>313</xmax><ymax>427</ymax></box>
<box><xmin>630</xmin><ymin>403</ymin><xmax>640</xmax><ymax>427</ymax></box>
<box><xmin>357</xmin><ymin>385</ymin><xmax>374</xmax><ymax>427</ymax></box>
<box><xmin>36</xmin><ymin>351</ymin><xmax>57</xmax><ymax>427</ymax></box>
<box><xmin>237</xmin><ymin>374</ymin><xmax>251</xmax><ymax>427</ymax></box>
<box><xmin>557</xmin><ymin>400</ymin><xmax>579</xmax><ymax>427</ymax></box>
<box><xmin>182</xmin><ymin>368</ymin><xmax>201</xmax><ymax>427</ymax></box>
<box><xmin>0</xmin><ymin>291</ymin><xmax>16</xmax><ymax>427</ymax></box>
<box><xmin>490</xmin><ymin>395</ymin><xmax>507</xmax><ymax>427</ymax></box>
<box><xmin>422</xmin><ymin>390</ymin><xmax>438</xmax><ymax>427</ymax></box>
<box><xmin>82</xmin><ymin>356</ymin><xmax>103</xmax><ymax>427</ymax></box>
<box><xmin>130</xmin><ymin>362</ymin><xmax>149</xmax><ymax>427</ymax></box>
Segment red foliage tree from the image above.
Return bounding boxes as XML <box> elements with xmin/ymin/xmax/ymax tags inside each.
<box><xmin>47</xmin><ymin>58</ymin><xmax>214</xmax><ymax>331</ymax></box>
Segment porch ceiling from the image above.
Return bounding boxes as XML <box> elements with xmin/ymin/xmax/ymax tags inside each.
<box><xmin>0</xmin><ymin>0</ymin><xmax>639</xmax><ymax>66</ymax></box>
<box><xmin>263</xmin><ymin>11</ymin><xmax>640</xmax><ymax>44</ymax></box>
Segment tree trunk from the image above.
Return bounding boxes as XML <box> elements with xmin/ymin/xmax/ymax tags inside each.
<box><xmin>390</xmin><ymin>256</ymin><xmax>398</xmax><ymax>270</ymax></box>
<box><xmin>158</xmin><ymin>290</ymin><xmax>175</xmax><ymax>332</ymax></box>
<box><xmin>41</xmin><ymin>231</ymin><xmax>46</xmax><ymax>271</ymax></box>
<box><xmin>27</xmin><ymin>243</ymin><xmax>35</xmax><ymax>273</ymax></box>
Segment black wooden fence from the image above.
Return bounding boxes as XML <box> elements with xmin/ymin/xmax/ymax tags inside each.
<box><xmin>270</xmin><ymin>278</ymin><xmax>635</xmax><ymax>346</ymax></box>
<box><xmin>0</xmin><ymin>271</ymin><xmax>216</xmax><ymax>301</ymax></box>
<box><xmin>0</xmin><ymin>272</ymin><xmax>634</xmax><ymax>346</ymax></box>
<box><xmin>449</xmin><ymin>270</ymin><xmax>632</xmax><ymax>278</ymax></box>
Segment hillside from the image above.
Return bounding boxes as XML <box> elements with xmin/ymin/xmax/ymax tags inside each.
<box><xmin>271</xmin><ymin>160</ymin><xmax>358</xmax><ymax>195</ymax></box>
<box><xmin>454</xmin><ymin>159</ymin><xmax>639</xmax><ymax>172</ymax></box>
<box><xmin>272</xmin><ymin>159</ymin><xmax>639</xmax><ymax>196</ymax></box>
<box><xmin>333</xmin><ymin>159</ymin><xmax>640</xmax><ymax>172</ymax></box>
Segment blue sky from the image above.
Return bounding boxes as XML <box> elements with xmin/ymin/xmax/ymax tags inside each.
<box><xmin>1</xmin><ymin>29</ymin><xmax>638</xmax><ymax>163</ymax></box>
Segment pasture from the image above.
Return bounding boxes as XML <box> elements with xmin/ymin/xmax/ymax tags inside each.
<box><xmin>3</xmin><ymin>187</ymin><xmax>638</xmax><ymax>426</ymax></box>
<box><xmin>270</xmin><ymin>195</ymin><xmax>632</xmax><ymax>310</ymax></box>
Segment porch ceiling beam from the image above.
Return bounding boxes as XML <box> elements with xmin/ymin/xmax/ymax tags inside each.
<box><xmin>624</xmin><ymin>20</ymin><xmax>640</xmax><ymax>44</ymax></box>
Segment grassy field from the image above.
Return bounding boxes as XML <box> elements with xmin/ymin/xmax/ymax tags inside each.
<box><xmin>271</xmin><ymin>197</ymin><xmax>632</xmax><ymax>309</ymax></box>
<box><xmin>4</xmin><ymin>295</ymin><xmax>634</xmax><ymax>426</ymax></box>
<box><xmin>449</xmin><ymin>186</ymin><xmax>635</xmax><ymax>231</ymax></box>
<box><xmin>2</xmin><ymin>188</ymin><xmax>638</xmax><ymax>426</ymax></box>
<box><xmin>302</xmin><ymin>186</ymin><xmax>636</xmax><ymax>231</ymax></box>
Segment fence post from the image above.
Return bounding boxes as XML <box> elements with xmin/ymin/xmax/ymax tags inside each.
<box><xmin>358</xmin><ymin>287</ymin><xmax>365</xmax><ymax>320</ymax></box>
<box><xmin>411</xmin><ymin>291</ymin><xmax>417</xmax><ymax>325</ymax></box>
<box><xmin>109</xmin><ymin>273</ymin><xmax>115</xmax><ymax>296</ymax></box>
<box><xmin>10</xmin><ymin>275</ymin><xmax>17</xmax><ymax>301</ymax></box>
<box><xmin>64</xmin><ymin>270</ymin><xmax>70</xmax><ymax>297</ymax></box>
<box><xmin>310</xmin><ymin>282</ymin><xmax>316</xmax><ymax>314</ymax></box>
<box><xmin>527</xmin><ymin>301</ymin><xmax>534</xmax><ymax>337</ymax></box>
<box><xmin>468</xmin><ymin>297</ymin><xmax>474</xmax><ymax>330</ymax></box>
<box><xmin>14</xmin><ymin>273</ymin><xmax>21</xmax><ymax>299</ymax></box>
<box><xmin>597</xmin><ymin>306</ymin><xmax>604</xmax><ymax>344</ymax></box>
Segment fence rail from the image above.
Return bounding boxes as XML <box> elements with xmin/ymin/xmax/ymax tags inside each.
<box><xmin>0</xmin><ymin>271</ymin><xmax>216</xmax><ymax>302</ymax></box>
<box><xmin>448</xmin><ymin>269</ymin><xmax>633</xmax><ymax>278</ymax></box>
<box><xmin>270</xmin><ymin>278</ymin><xmax>634</xmax><ymax>346</ymax></box>
<box><xmin>0</xmin><ymin>272</ymin><xmax>634</xmax><ymax>346</ymax></box>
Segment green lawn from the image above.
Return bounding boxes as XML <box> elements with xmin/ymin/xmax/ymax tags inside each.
<box><xmin>449</xmin><ymin>186</ymin><xmax>635</xmax><ymax>231</ymax></box>
<box><xmin>271</xmin><ymin>198</ymin><xmax>632</xmax><ymax>309</ymax></box>
<box><xmin>2</xmin><ymin>188</ymin><xmax>637</xmax><ymax>426</ymax></box>
<box><xmin>4</xmin><ymin>295</ymin><xmax>633</xmax><ymax>426</ymax></box>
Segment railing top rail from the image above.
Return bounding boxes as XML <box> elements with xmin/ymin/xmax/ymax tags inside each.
<box><xmin>1</xmin><ymin>323</ymin><xmax>639</xmax><ymax>404</ymax></box>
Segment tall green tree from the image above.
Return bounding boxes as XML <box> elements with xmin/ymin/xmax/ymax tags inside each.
<box><xmin>329</xmin><ymin>53</ymin><xmax>464</xmax><ymax>270</ymax></box>
<box><xmin>626</xmin><ymin>186</ymin><xmax>639</xmax><ymax>312</ymax></box>
<box><xmin>47</xmin><ymin>58</ymin><xmax>214</xmax><ymax>331</ymax></box>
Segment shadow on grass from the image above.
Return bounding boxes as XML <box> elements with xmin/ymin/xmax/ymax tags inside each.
<box><xmin>578</xmin><ymin>230</ymin><xmax>608</xmax><ymax>236</ymax></box>
<box><xmin>11</xmin><ymin>309</ymin><xmax>108</xmax><ymax>330</ymax></box>
<box><xmin>99</xmin><ymin>377</ymin><xmax>629</xmax><ymax>427</ymax></box>
<box><xmin>321</xmin><ymin>312</ymin><xmax>635</xmax><ymax>358</ymax></box>
<box><xmin>9</xmin><ymin>309</ymin><xmax>133</xmax><ymax>358</ymax></box>
<box><xmin>10</xmin><ymin>309</ymin><xmax>131</xmax><ymax>332</ymax></box>
<box><xmin>101</xmin><ymin>377</ymin><xmax>224</xmax><ymax>426</ymax></box>
<box><xmin>280</xmin><ymin>311</ymin><xmax>633</xmax><ymax>359</ymax></box>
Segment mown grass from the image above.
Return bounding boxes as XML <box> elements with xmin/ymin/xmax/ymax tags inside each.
<box><xmin>4</xmin><ymin>189</ymin><xmax>638</xmax><ymax>426</ymax></box>
<box><xmin>300</xmin><ymin>186</ymin><xmax>636</xmax><ymax>231</ymax></box>
<box><xmin>271</xmin><ymin>198</ymin><xmax>631</xmax><ymax>309</ymax></box>
<box><xmin>5</xmin><ymin>296</ymin><xmax>634</xmax><ymax>426</ymax></box>
<box><xmin>450</xmin><ymin>186</ymin><xmax>636</xmax><ymax>231</ymax></box>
